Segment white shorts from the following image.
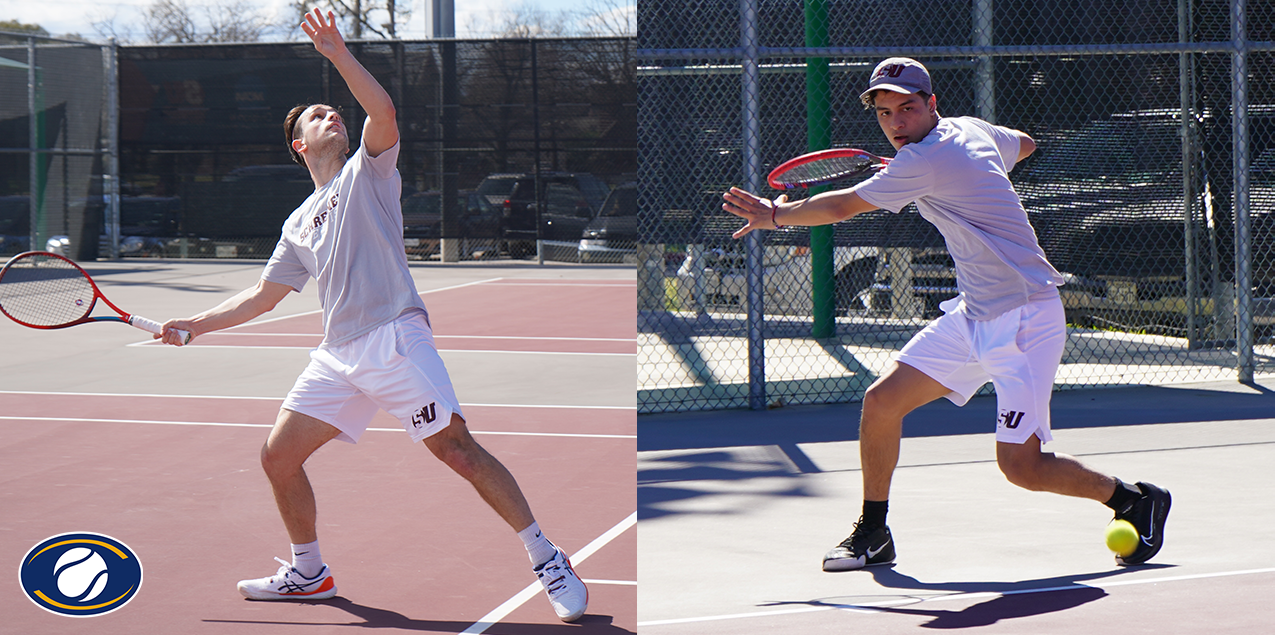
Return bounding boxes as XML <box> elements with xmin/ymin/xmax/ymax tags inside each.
<box><xmin>282</xmin><ymin>311</ymin><xmax>463</xmax><ymax>444</ymax></box>
<box><xmin>895</xmin><ymin>291</ymin><xmax>1066</xmax><ymax>444</ymax></box>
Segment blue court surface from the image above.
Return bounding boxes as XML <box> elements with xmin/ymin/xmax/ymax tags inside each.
<box><xmin>638</xmin><ymin>378</ymin><xmax>1275</xmax><ymax>634</ymax></box>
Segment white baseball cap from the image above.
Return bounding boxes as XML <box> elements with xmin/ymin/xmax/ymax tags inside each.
<box><xmin>860</xmin><ymin>58</ymin><xmax>933</xmax><ymax>104</ymax></box>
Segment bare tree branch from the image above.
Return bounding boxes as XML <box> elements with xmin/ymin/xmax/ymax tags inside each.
<box><xmin>144</xmin><ymin>0</ymin><xmax>199</xmax><ymax>43</ymax></box>
<box><xmin>283</xmin><ymin>0</ymin><xmax>410</xmax><ymax>40</ymax></box>
<box><xmin>139</xmin><ymin>0</ymin><xmax>273</xmax><ymax>44</ymax></box>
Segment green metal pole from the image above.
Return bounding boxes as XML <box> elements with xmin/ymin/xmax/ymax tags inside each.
<box><xmin>806</xmin><ymin>0</ymin><xmax>835</xmax><ymax>338</ymax></box>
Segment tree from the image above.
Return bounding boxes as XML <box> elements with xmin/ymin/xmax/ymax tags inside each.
<box><xmin>144</xmin><ymin>0</ymin><xmax>273</xmax><ymax>43</ymax></box>
<box><xmin>88</xmin><ymin>0</ymin><xmax>275</xmax><ymax>44</ymax></box>
<box><xmin>0</xmin><ymin>19</ymin><xmax>49</xmax><ymax>35</ymax></box>
<box><xmin>283</xmin><ymin>0</ymin><xmax>411</xmax><ymax>40</ymax></box>
<box><xmin>576</xmin><ymin>0</ymin><xmax>635</xmax><ymax>37</ymax></box>
<box><xmin>461</xmin><ymin>0</ymin><xmax>635</xmax><ymax>38</ymax></box>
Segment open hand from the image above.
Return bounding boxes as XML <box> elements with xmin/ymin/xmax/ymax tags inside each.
<box><xmin>722</xmin><ymin>187</ymin><xmax>787</xmax><ymax>239</ymax></box>
<box><xmin>302</xmin><ymin>8</ymin><xmax>346</xmax><ymax>60</ymax></box>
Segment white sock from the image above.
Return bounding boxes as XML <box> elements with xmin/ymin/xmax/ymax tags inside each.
<box><xmin>517</xmin><ymin>522</ymin><xmax>557</xmax><ymax>567</ymax></box>
<box><xmin>290</xmin><ymin>541</ymin><xmax>324</xmax><ymax>578</ymax></box>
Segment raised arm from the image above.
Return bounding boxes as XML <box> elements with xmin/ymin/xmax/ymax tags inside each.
<box><xmin>302</xmin><ymin>8</ymin><xmax>398</xmax><ymax>157</ymax></box>
<box><xmin>1012</xmin><ymin>130</ymin><xmax>1036</xmax><ymax>167</ymax></box>
<box><xmin>156</xmin><ymin>279</ymin><xmax>295</xmax><ymax>346</ymax></box>
<box><xmin>721</xmin><ymin>187</ymin><xmax>881</xmax><ymax>239</ymax></box>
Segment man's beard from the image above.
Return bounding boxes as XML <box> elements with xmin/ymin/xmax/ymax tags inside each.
<box><xmin>310</xmin><ymin>134</ymin><xmax>350</xmax><ymax>164</ymax></box>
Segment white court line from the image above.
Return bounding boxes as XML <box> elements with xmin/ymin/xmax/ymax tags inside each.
<box><xmin>483</xmin><ymin>282</ymin><xmax>635</xmax><ymax>287</ymax></box>
<box><xmin>636</xmin><ymin>567</ymin><xmax>1275</xmax><ymax>628</ymax></box>
<box><xmin>461</xmin><ymin>512</ymin><xmax>638</xmax><ymax>634</ymax></box>
<box><xmin>0</xmin><ymin>416</ymin><xmax>635</xmax><ymax>439</ymax></box>
<box><xmin>126</xmin><ymin>341</ymin><xmax>635</xmax><ymax>356</ymax></box>
<box><xmin>180</xmin><ymin>333</ymin><xmax>636</xmax><ymax>343</ymax></box>
<box><xmin>0</xmin><ymin>391</ymin><xmax>635</xmax><ymax>410</ymax></box>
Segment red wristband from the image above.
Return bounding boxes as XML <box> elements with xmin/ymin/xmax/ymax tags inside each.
<box><xmin>771</xmin><ymin>206</ymin><xmax>784</xmax><ymax>229</ymax></box>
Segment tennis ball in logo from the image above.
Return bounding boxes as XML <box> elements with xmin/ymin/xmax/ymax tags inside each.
<box><xmin>1105</xmin><ymin>519</ymin><xmax>1139</xmax><ymax>557</ymax></box>
<box><xmin>54</xmin><ymin>547</ymin><xmax>110</xmax><ymax>602</ymax></box>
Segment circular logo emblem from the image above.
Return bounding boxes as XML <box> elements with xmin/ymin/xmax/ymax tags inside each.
<box><xmin>19</xmin><ymin>533</ymin><xmax>143</xmax><ymax>617</ymax></box>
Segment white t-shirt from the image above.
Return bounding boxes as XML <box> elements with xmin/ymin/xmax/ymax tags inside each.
<box><xmin>854</xmin><ymin>116</ymin><xmax>1064</xmax><ymax>320</ymax></box>
<box><xmin>262</xmin><ymin>128</ymin><xmax>427</xmax><ymax>346</ymax></box>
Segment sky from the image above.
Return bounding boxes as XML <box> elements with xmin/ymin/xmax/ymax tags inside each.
<box><xmin>0</xmin><ymin>0</ymin><xmax>625</xmax><ymax>42</ymax></box>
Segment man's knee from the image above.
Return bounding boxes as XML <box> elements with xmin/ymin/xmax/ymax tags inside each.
<box><xmin>861</xmin><ymin>381</ymin><xmax>901</xmax><ymax>419</ymax></box>
<box><xmin>861</xmin><ymin>363</ymin><xmax>948</xmax><ymax>424</ymax></box>
<box><xmin>425</xmin><ymin>415</ymin><xmax>486</xmax><ymax>479</ymax></box>
<box><xmin>260</xmin><ymin>442</ymin><xmax>302</xmax><ymax>481</ymax></box>
<box><xmin>997</xmin><ymin>444</ymin><xmax>1045</xmax><ymax>491</ymax></box>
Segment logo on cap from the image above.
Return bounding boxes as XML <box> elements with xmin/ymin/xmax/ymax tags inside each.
<box><xmin>861</xmin><ymin>58</ymin><xmax>933</xmax><ymax>104</ymax></box>
<box><xmin>19</xmin><ymin>533</ymin><xmax>143</xmax><ymax>617</ymax></box>
<box><xmin>873</xmin><ymin>64</ymin><xmax>908</xmax><ymax>80</ymax></box>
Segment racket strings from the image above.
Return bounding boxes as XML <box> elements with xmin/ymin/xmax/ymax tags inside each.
<box><xmin>775</xmin><ymin>155</ymin><xmax>878</xmax><ymax>187</ymax></box>
<box><xmin>0</xmin><ymin>256</ymin><xmax>95</xmax><ymax>327</ymax></box>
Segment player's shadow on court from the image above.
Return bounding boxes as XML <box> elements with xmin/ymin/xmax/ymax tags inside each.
<box><xmin>767</xmin><ymin>563</ymin><xmax>1174</xmax><ymax>630</ymax></box>
<box><xmin>868</xmin><ymin>564</ymin><xmax>1175</xmax><ymax>629</ymax></box>
<box><xmin>203</xmin><ymin>596</ymin><xmax>633</xmax><ymax>633</ymax></box>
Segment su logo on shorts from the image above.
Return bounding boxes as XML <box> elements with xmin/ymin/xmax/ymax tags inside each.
<box><xmin>998</xmin><ymin>409</ymin><xmax>1026</xmax><ymax>430</ymax></box>
<box><xmin>19</xmin><ymin>532</ymin><xmax>143</xmax><ymax>617</ymax></box>
<box><xmin>411</xmin><ymin>402</ymin><xmax>438</xmax><ymax>429</ymax></box>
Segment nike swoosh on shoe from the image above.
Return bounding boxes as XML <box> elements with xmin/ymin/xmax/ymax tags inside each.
<box><xmin>867</xmin><ymin>540</ymin><xmax>891</xmax><ymax>558</ymax></box>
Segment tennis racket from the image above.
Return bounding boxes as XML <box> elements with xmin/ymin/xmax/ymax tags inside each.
<box><xmin>767</xmin><ymin>148</ymin><xmax>891</xmax><ymax>190</ymax></box>
<box><xmin>0</xmin><ymin>251</ymin><xmax>191</xmax><ymax>345</ymax></box>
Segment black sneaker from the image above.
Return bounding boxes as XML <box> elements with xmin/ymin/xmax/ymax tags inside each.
<box><xmin>1113</xmin><ymin>481</ymin><xmax>1171</xmax><ymax>565</ymax></box>
<box><xmin>822</xmin><ymin>519</ymin><xmax>895</xmax><ymax>572</ymax></box>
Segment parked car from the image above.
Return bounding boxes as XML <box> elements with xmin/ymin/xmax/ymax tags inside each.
<box><xmin>474</xmin><ymin>172</ymin><xmax>610</xmax><ymax>258</ymax></box>
<box><xmin>401</xmin><ymin>190</ymin><xmax>504</xmax><ymax>259</ymax></box>
<box><xmin>0</xmin><ymin>195</ymin><xmax>29</xmax><ymax>255</ymax></box>
<box><xmin>578</xmin><ymin>182</ymin><xmax>636</xmax><ymax>263</ymax></box>
<box><xmin>178</xmin><ymin>164</ymin><xmax>314</xmax><ymax>257</ymax></box>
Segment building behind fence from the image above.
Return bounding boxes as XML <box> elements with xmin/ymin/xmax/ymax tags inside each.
<box><xmin>0</xmin><ymin>34</ymin><xmax>636</xmax><ymax>264</ymax></box>
<box><xmin>636</xmin><ymin>0</ymin><xmax>1275</xmax><ymax>413</ymax></box>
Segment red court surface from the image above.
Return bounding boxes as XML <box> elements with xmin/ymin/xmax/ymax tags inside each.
<box><xmin>0</xmin><ymin>267</ymin><xmax>635</xmax><ymax>635</ymax></box>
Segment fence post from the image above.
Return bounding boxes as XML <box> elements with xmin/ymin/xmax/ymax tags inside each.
<box><xmin>104</xmin><ymin>38</ymin><xmax>120</xmax><ymax>260</ymax></box>
<box><xmin>806</xmin><ymin>0</ymin><xmax>835</xmax><ymax>340</ymax></box>
<box><xmin>974</xmin><ymin>0</ymin><xmax>995</xmax><ymax>122</ymax></box>
<box><xmin>27</xmin><ymin>37</ymin><xmax>39</xmax><ymax>254</ymax></box>
<box><xmin>742</xmin><ymin>0</ymin><xmax>766</xmax><ymax>410</ymax></box>
<box><xmin>1232</xmin><ymin>0</ymin><xmax>1253</xmax><ymax>381</ymax></box>
<box><xmin>1179</xmin><ymin>0</ymin><xmax>1202</xmax><ymax>348</ymax></box>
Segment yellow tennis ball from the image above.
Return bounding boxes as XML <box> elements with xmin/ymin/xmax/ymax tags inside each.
<box><xmin>1105</xmin><ymin>519</ymin><xmax>1139</xmax><ymax>557</ymax></box>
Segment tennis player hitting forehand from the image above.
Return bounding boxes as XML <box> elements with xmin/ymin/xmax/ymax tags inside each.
<box><xmin>156</xmin><ymin>8</ymin><xmax>586</xmax><ymax>621</ymax></box>
<box><xmin>722</xmin><ymin>58</ymin><xmax>1170</xmax><ymax>571</ymax></box>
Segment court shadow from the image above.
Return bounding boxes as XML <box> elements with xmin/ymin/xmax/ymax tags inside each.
<box><xmin>763</xmin><ymin>563</ymin><xmax>1175</xmax><ymax>630</ymax></box>
<box><xmin>861</xmin><ymin>585</ymin><xmax>1106</xmax><ymax>629</ymax></box>
<box><xmin>203</xmin><ymin>596</ymin><xmax>633</xmax><ymax>633</ymax></box>
<box><xmin>868</xmin><ymin>562</ymin><xmax>1175</xmax><ymax>594</ymax></box>
<box><xmin>638</xmin><ymin>448</ymin><xmax>818</xmax><ymax>521</ymax></box>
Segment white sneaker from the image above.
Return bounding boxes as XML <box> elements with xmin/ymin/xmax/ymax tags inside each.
<box><xmin>534</xmin><ymin>547</ymin><xmax>588</xmax><ymax>622</ymax></box>
<box><xmin>237</xmin><ymin>557</ymin><xmax>338</xmax><ymax>600</ymax></box>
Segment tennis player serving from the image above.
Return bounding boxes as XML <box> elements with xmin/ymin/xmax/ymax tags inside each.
<box><xmin>722</xmin><ymin>58</ymin><xmax>1170</xmax><ymax>571</ymax></box>
<box><xmin>155</xmin><ymin>8</ymin><xmax>586</xmax><ymax>621</ymax></box>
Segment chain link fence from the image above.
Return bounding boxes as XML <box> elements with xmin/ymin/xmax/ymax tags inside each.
<box><xmin>0</xmin><ymin>32</ymin><xmax>112</xmax><ymax>261</ymax></box>
<box><xmin>1</xmin><ymin>36</ymin><xmax>636</xmax><ymax>264</ymax></box>
<box><xmin>637</xmin><ymin>0</ymin><xmax>1275</xmax><ymax>413</ymax></box>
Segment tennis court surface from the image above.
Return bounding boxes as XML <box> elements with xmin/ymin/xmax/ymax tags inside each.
<box><xmin>639</xmin><ymin>377</ymin><xmax>1275</xmax><ymax>634</ymax></box>
<box><xmin>1</xmin><ymin>259</ymin><xmax>635</xmax><ymax>634</ymax></box>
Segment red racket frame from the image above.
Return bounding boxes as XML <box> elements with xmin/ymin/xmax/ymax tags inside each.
<box><xmin>766</xmin><ymin>148</ymin><xmax>891</xmax><ymax>190</ymax></box>
<box><xmin>0</xmin><ymin>251</ymin><xmax>190</xmax><ymax>344</ymax></box>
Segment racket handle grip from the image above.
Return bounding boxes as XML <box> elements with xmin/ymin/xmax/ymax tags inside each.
<box><xmin>129</xmin><ymin>315</ymin><xmax>193</xmax><ymax>346</ymax></box>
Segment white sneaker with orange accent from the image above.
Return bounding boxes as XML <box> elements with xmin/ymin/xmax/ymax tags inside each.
<box><xmin>237</xmin><ymin>557</ymin><xmax>337</xmax><ymax>600</ymax></box>
<box><xmin>534</xmin><ymin>547</ymin><xmax>588</xmax><ymax>622</ymax></box>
